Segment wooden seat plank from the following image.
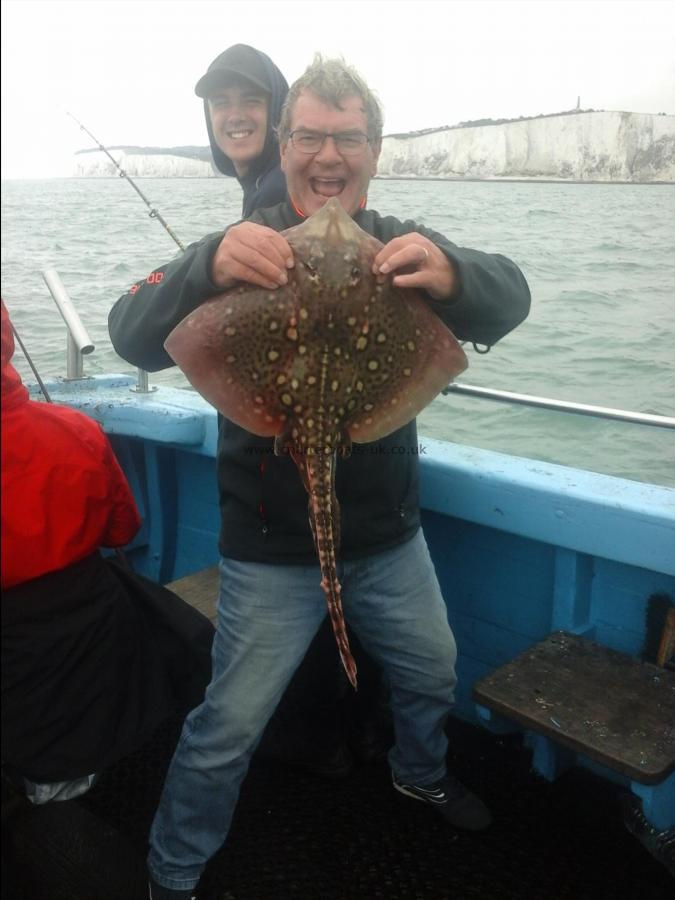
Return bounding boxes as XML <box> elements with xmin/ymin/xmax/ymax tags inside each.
<box><xmin>166</xmin><ymin>566</ymin><xmax>219</xmax><ymax>624</ymax></box>
<box><xmin>473</xmin><ymin>630</ymin><xmax>675</xmax><ymax>784</ymax></box>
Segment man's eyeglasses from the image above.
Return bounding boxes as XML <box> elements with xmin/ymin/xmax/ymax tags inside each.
<box><xmin>288</xmin><ymin>130</ymin><xmax>370</xmax><ymax>156</ymax></box>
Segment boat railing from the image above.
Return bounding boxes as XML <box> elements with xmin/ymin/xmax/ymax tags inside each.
<box><xmin>442</xmin><ymin>383</ymin><xmax>675</xmax><ymax>430</ymax></box>
<box><xmin>39</xmin><ymin>267</ymin><xmax>674</xmax><ymax>427</ymax></box>
<box><xmin>41</xmin><ymin>267</ymin><xmax>154</xmax><ymax>392</ymax></box>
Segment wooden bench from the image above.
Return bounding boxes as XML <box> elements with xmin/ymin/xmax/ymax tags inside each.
<box><xmin>473</xmin><ymin>630</ymin><xmax>675</xmax><ymax>831</ymax></box>
<box><xmin>166</xmin><ymin>566</ymin><xmax>219</xmax><ymax>624</ymax></box>
<box><xmin>658</xmin><ymin>607</ymin><xmax>675</xmax><ymax>668</ymax></box>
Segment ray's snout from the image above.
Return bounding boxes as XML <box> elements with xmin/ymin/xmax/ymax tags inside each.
<box><xmin>303</xmin><ymin>198</ymin><xmax>357</xmax><ymax>245</ymax></box>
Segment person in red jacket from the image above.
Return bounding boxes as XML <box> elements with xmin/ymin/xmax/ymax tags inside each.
<box><xmin>1</xmin><ymin>299</ymin><xmax>213</xmax><ymax>801</ymax></box>
<box><xmin>1</xmin><ymin>306</ymin><xmax>141</xmax><ymax>591</ymax></box>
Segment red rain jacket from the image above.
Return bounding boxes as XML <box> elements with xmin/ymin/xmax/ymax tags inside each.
<box><xmin>1</xmin><ymin>300</ymin><xmax>141</xmax><ymax>589</ymax></box>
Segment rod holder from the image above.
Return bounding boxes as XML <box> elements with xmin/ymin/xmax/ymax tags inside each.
<box><xmin>41</xmin><ymin>268</ymin><xmax>94</xmax><ymax>379</ymax></box>
<box><xmin>131</xmin><ymin>367</ymin><xmax>157</xmax><ymax>394</ymax></box>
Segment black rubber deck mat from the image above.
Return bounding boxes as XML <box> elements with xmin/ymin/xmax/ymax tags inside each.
<box><xmin>4</xmin><ymin>715</ymin><xmax>673</xmax><ymax>898</ymax></box>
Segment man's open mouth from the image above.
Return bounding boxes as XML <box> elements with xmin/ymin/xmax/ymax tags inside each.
<box><xmin>227</xmin><ymin>129</ymin><xmax>254</xmax><ymax>140</ymax></box>
<box><xmin>310</xmin><ymin>177</ymin><xmax>345</xmax><ymax>197</ymax></box>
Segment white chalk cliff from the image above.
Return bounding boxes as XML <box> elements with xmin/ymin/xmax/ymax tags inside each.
<box><xmin>72</xmin><ymin>151</ymin><xmax>214</xmax><ymax>178</ymax></box>
<box><xmin>377</xmin><ymin>111</ymin><xmax>674</xmax><ymax>182</ymax></box>
<box><xmin>73</xmin><ymin>111</ymin><xmax>675</xmax><ymax>182</ymax></box>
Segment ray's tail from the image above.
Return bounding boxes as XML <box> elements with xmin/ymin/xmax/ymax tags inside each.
<box><xmin>293</xmin><ymin>448</ymin><xmax>358</xmax><ymax>689</ymax></box>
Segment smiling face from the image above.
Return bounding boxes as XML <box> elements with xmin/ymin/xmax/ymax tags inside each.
<box><xmin>280</xmin><ymin>90</ymin><xmax>380</xmax><ymax>217</ymax></box>
<box><xmin>208</xmin><ymin>80</ymin><xmax>269</xmax><ymax>176</ymax></box>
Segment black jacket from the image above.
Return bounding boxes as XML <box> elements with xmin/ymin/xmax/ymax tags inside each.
<box><xmin>1</xmin><ymin>553</ymin><xmax>213</xmax><ymax>781</ymax></box>
<box><xmin>109</xmin><ymin>201</ymin><xmax>530</xmax><ymax>564</ymax></box>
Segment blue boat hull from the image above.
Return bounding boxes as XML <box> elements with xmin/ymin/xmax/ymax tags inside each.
<box><xmin>31</xmin><ymin>374</ymin><xmax>675</xmax><ymax>828</ymax></box>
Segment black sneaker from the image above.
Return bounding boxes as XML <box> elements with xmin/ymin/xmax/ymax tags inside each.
<box><xmin>392</xmin><ymin>773</ymin><xmax>492</xmax><ymax>831</ymax></box>
<box><xmin>148</xmin><ymin>877</ymin><xmax>197</xmax><ymax>899</ymax></box>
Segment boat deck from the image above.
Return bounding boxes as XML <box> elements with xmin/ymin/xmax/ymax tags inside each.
<box><xmin>3</xmin><ymin>568</ymin><xmax>673</xmax><ymax>898</ymax></box>
<box><xmin>28</xmin><ymin>714</ymin><xmax>673</xmax><ymax>898</ymax></box>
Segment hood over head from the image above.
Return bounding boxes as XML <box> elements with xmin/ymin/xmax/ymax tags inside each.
<box><xmin>1</xmin><ymin>300</ymin><xmax>29</xmax><ymax>411</ymax></box>
<box><xmin>196</xmin><ymin>44</ymin><xmax>289</xmax><ymax>182</ymax></box>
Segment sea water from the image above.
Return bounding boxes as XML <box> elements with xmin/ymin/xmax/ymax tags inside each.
<box><xmin>1</xmin><ymin>177</ymin><xmax>674</xmax><ymax>487</ymax></box>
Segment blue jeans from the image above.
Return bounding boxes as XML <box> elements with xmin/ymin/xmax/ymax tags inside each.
<box><xmin>148</xmin><ymin>529</ymin><xmax>457</xmax><ymax>891</ymax></box>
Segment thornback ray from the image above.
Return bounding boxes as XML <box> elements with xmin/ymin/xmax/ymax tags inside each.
<box><xmin>165</xmin><ymin>197</ymin><xmax>468</xmax><ymax>688</ymax></box>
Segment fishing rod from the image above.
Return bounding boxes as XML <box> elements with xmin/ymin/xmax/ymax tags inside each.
<box><xmin>67</xmin><ymin>112</ymin><xmax>186</xmax><ymax>252</ymax></box>
<box><xmin>10</xmin><ymin>323</ymin><xmax>52</xmax><ymax>403</ymax></box>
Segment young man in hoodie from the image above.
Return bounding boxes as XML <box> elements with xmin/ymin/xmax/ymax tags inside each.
<box><xmin>194</xmin><ymin>43</ymin><xmax>288</xmax><ymax>217</ymax></box>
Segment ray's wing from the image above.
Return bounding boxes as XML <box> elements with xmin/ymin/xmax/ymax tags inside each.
<box><xmin>165</xmin><ymin>282</ymin><xmax>301</xmax><ymax>438</ymax></box>
<box><xmin>347</xmin><ymin>285</ymin><xmax>468</xmax><ymax>444</ymax></box>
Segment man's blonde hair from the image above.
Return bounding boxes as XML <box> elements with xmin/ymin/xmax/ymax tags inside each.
<box><xmin>277</xmin><ymin>55</ymin><xmax>384</xmax><ymax>145</ymax></box>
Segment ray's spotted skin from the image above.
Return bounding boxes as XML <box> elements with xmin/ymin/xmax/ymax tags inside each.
<box><xmin>165</xmin><ymin>198</ymin><xmax>468</xmax><ymax>687</ymax></box>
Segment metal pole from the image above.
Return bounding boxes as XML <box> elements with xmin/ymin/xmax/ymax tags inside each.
<box><xmin>443</xmin><ymin>382</ymin><xmax>675</xmax><ymax>430</ymax></box>
<box><xmin>41</xmin><ymin>268</ymin><xmax>95</xmax><ymax>365</ymax></box>
<box><xmin>66</xmin><ymin>333</ymin><xmax>83</xmax><ymax>379</ymax></box>
<box><xmin>131</xmin><ymin>367</ymin><xmax>156</xmax><ymax>394</ymax></box>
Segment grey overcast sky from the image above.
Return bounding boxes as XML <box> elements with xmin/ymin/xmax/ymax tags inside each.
<box><xmin>2</xmin><ymin>0</ymin><xmax>674</xmax><ymax>178</ymax></box>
